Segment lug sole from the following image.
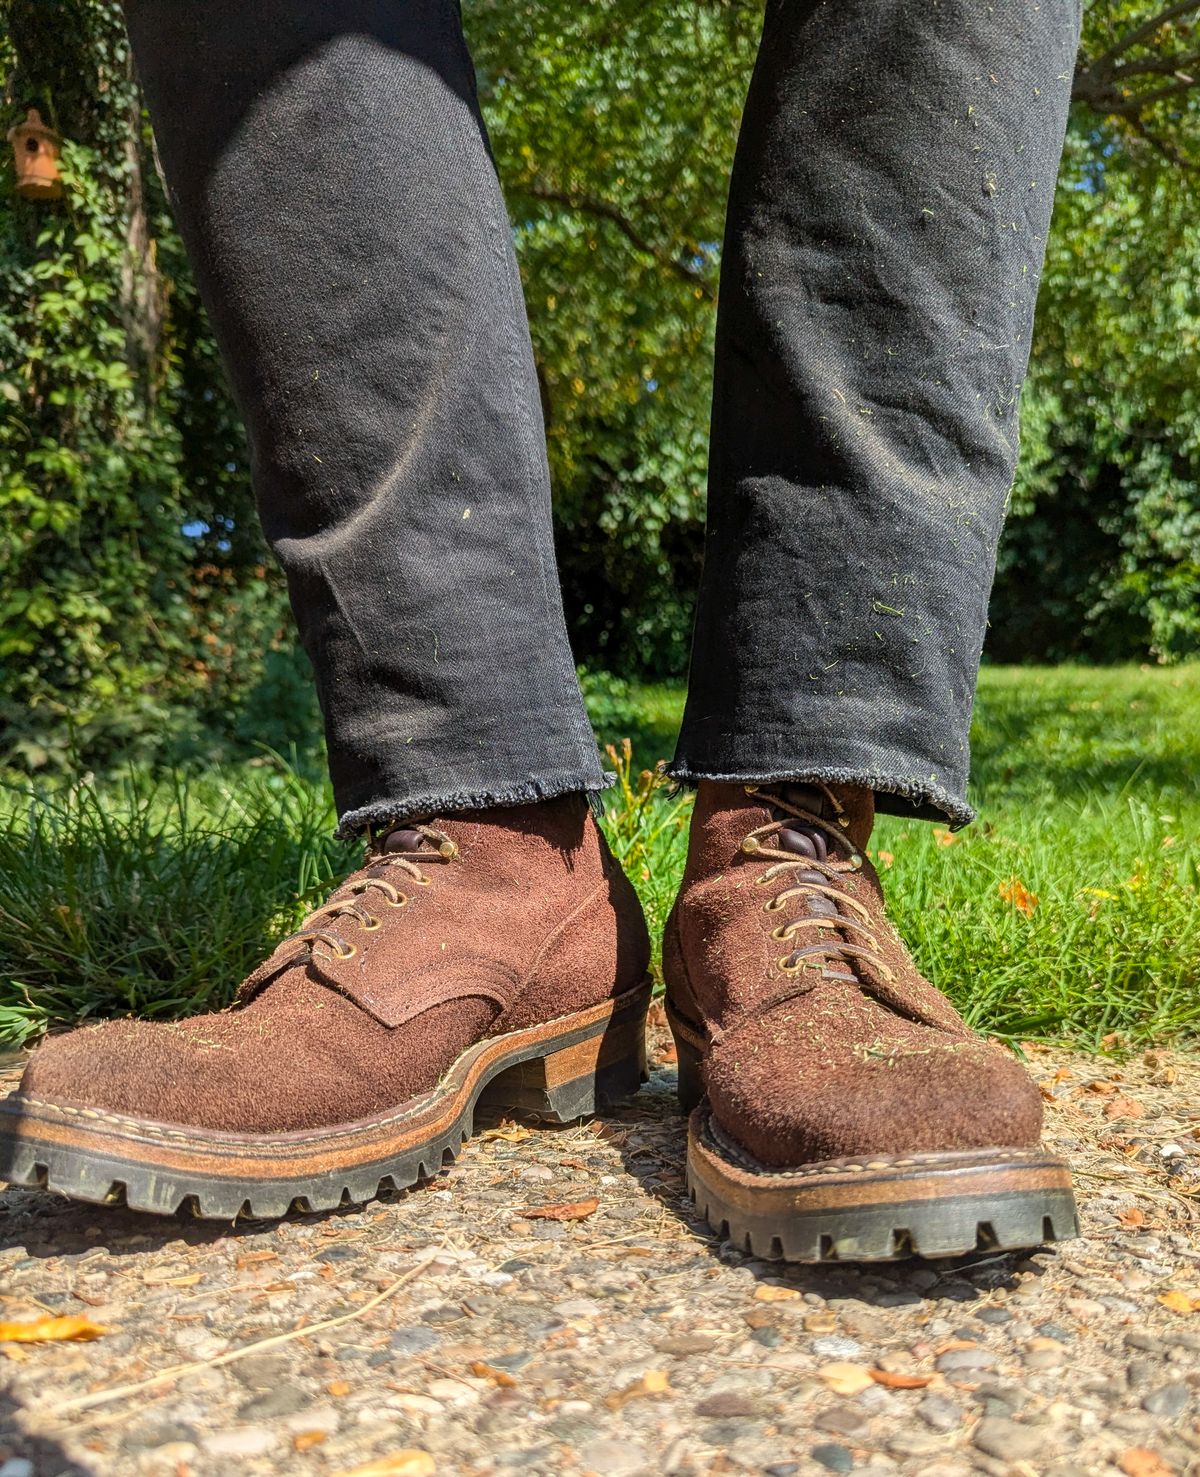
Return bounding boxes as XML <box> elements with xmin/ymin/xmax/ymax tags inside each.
<box><xmin>687</xmin><ymin>1107</ymin><xmax>1078</xmax><ymax>1261</ymax></box>
<box><xmin>668</xmin><ymin>1001</ymin><xmax>1078</xmax><ymax>1263</ymax></box>
<box><xmin>0</xmin><ymin>980</ymin><xmax>651</xmax><ymax>1221</ymax></box>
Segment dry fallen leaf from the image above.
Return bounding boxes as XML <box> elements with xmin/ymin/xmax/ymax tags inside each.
<box><xmin>1118</xmin><ymin>1206</ymin><xmax>1147</xmax><ymax>1228</ymax></box>
<box><xmin>1157</xmin><ymin>1290</ymin><xmax>1200</xmax><ymax>1315</ymax></box>
<box><xmin>818</xmin><ymin>1362</ymin><xmax>875</xmax><ymax>1395</ymax></box>
<box><xmin>521</xmin><ymin>1197</ymin><xmax>599</xmax><ymax>1222</ymax></box>
<box><xmin>236</xmin><ymin>1249</ymin><xmax>279</xmax><ymax>1270</ymax></box>
<box><xmin>1104</xmin><ymin>1095</ymin><xmax>1146</xmax><ymax>1121</ymax></box>
<box><xmin>869</xmin><ymin>1368</ymin><xmax>932</xmax><ymax>1390</ymax></box>
<box><xmin>479</xmin><ymin>1123</ymin><xmax>532</xmax><ymax>1144</ymax></box>
<box><xmin>0</xmin><ymin>1316</ymin><xmax>107</xmax><ymax>1344</ymax></box>
<box><xmin>1118</xmin><ymin>1449</ymin><xmax>1175</xmax><ymax>1477</ymax></box>
<box><xmin>470</xmin><ymin>1361</ymin><xmax>517</xmax><ymax>1388</ymax></box>
<box><xmin>932</xmin><ymin>828</ymin><xmax>957</xmax><ymax>847</ymax></box>
<box><xmin>753</xmin><ymin>1283</ymin><xmax>800</xmax><ymax>1302</ymax></box>
<box><xmin>333</xmin><ymin>1453</ymin><xmax>436</xmax><ymax>1477</ymax></box>
<box><xmin>605</xmin><ymin>1368</ymin><xmax>671</xmax><ymax>1411</ymax></box>
<box><xmin>998</xmin><ymin>876</ymin><xmax>1038</xmax><ymax>915</ymax></box>
<box><xmin>327</xmin><ymin>1379</ymin><xmax>352</xmax><ymax>1397</ymax></box>
<box><xmin>293</xmin><ymin>1431</ymin><xmax>327</xmax><ymax>1453</ymax></box>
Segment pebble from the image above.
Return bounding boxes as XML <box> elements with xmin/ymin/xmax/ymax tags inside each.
<box><xmin>0</xmin><ymin>1462</ymin><xmax>35</xmax><ymax>1477</ymax></box>
<box><xmin>236</xmin><ymin>1385</ymin><xmax>311</xmax><ymax>1421</ymax></box>
<box><xmin>811</xmin><ymin>1443</ymin><xmax>854</xmax><ymax>1473</ymax></box>
<box><xmin>1037</xmin><ymin>1322</ymin><xmax>1072</xmax><ymax>1341</ymax></box>
<box><xmin>813</xmin><ymin>1335</ymin><xmax>865</xmax><ymax>1359</ymax></box>
<box><xmin>313</xmin><ymin>1244</ymin><xmax>358</xmax><ymax>1262</ymax></box>
<box><xmin>972</xmin><ymin>1418</ymin><xmax>1048</xmax><ymax>1462</ymax></box>
<box><xmin>917</xmin><ymin>1395</ymin><xmax>963</xmax><ymax>1432</ymax></box>
<box><xmin>390</xmin><ymin>1324</ymin><xmax>441</xmax><ymax>1354</ymax></box>
<box><xmin>935</xmin><ymin>1347</ymin><xmax>998</xmax><ymax>1374</ymax></box>
<box><xmin>695</xmin><ymin>1392</ymin><xmax>758</xmax><ymax>1418</ymax></box>
<box><xmin>125</xmin><ymin>1422</ymin><xmax>195</xmax><ymax>1450</ymax></box>
<box><xmin>975</xmin><ymin>1382</ymin><xmax>1027</xmax><ymax>1414</ymax></box>
<box><xmin>555</xmin><ymin>1297</ymin><xmax>606</xmax><ymax>1318</ymax></box>
<box><xmin>201</xmin><ymin>1427</ymin><xmax>279</xmax><ymax>1457</ymax></box>
<box><xmin>421</xmin><ymin>1303</ymin><xmax>463</xmax><ymax>1325</ymax></box>
<box><xmin>230</xmin><ymin>1352</ymin><xmax>291</xmax><ymax>1388</ymax></box>
<box><xmin>1142</xmin><ymin>1383</ymin><xmax>1191</xmax><ymax>1419</ymax></box>
<box><xmin>813</xmin><ymin>1407</ymin><xmax>867</xmax><ymax>1437</ymax></box>
<box><xmin>886</xmin><ymin>1432</ymin><xmax>944</xmax><ymax>1458</ymax></box>
<box><xmin>654</xmin><ymin>1332</ymin><xmax>720</xmax><ymax>1355</ymax></box>
<box><xmin>577</xmin><ymin>1439</ymin><xmax>650</xmax><ymax>1475</ymax></box>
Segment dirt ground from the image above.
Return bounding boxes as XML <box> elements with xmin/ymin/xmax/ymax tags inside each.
<box><xmin>0</xmin><ymin>1016</ymin><xmax>1198</xmax><ymax>1477</ymax></box>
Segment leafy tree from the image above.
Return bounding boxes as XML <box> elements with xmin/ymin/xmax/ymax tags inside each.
<box><xmin>994</xmin><ymin>0</ymin><xmax>1200</xmax><ymax>660</ymax></box>
<box><xmin>0</xmin><ymin>0</ymin><xmax>284</xmax><ymax>772</ymax></box>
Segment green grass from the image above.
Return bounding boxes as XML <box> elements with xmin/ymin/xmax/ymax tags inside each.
<box><xmin>2</xmin><ymin>664</ymin><xmax>1198</xmax><ymax>1050</ymax></box>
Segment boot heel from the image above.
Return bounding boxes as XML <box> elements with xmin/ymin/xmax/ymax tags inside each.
<box><xmin>674</xmin><ymin>1029</ymin><xmax>706</xmax><ymax>1115</ymax></box>
<box><xmin>481</xmin><ymin>999</ymin><xmax>649</xmax><ymax>1123</ymax></box>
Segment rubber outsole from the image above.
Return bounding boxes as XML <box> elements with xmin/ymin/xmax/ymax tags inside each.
<box><xmin>687</xmin><ymin>1107</ymin><xmax>1079</xmax><ymax>1261</ymax></box>
<box><xmin>0</xmin><ymin>981</ymin><xmax>651</xmax><ymax>1221</ymax></box>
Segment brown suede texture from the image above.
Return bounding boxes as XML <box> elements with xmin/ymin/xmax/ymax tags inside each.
<box><xmin>19</xmin><ymin>796</ymin><xmax>649</xmax><ymax>1133</ymax></box>
<box><xmin>664</xmin><ymin>782</ymin><xmax>1043</xmax><ymax>1167</ymax></box>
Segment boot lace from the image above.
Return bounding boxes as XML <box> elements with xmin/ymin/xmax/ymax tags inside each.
<box><xmin>741</xmin><ymin>781</ymin><xmax>895</xmax><ymax>998</ymax></box>
<box><xmin>290</xmin><ymin>822</ymin><xmax>459</xmax><ymax>963</ymax></box>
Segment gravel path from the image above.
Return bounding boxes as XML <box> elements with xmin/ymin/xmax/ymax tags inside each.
<box><xmin>0</xmin><ymin>1019</ymin><xmax>1198</xmax><ymax>1477</ymax></box>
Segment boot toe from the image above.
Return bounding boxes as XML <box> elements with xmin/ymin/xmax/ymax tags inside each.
<box><xmin>18</xmin><ymin>1015</ymin><xmax>256</xmax><ymax>1129</ymax></box>
<box><xmin>704</xmin><ymin>1027</ymin><xmax>1043</xmax><ymax>1168</ymax></box>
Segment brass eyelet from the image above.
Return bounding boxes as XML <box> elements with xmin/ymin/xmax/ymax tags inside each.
<box><xmin>360</xmin><ymin>916</ymin><xmax>381</xmax><ymax>931</ymax></box>
<box><xmin>770</xmin><ymin>925</ymin><xmax>792</xmax><ymax>941</ymax></box>
<box><xmin>763</xmin><ymin>897</ymin><xmax>785</xmax><ymax>912</ymax></box>
<box><xmin>387</xmin><ymin>893</ymin><xmax>409</xmax><ymax>908</ymax></box>
<box><xmin>415</xmin><ymin>875</ymin><xmax>432</xmax><ymax>886</ymax></box>
<box><xmin>778</xmin><ymin>956</ymin><xmax>800</xmax><ymax>973</ymax></box>
<box><xmin>740</xmin><ymin>836</ymin><xmax>761</xmax><ymax>854</ymax></box>
<box><xmin>337</xmin><ymin>943</ymin><xmax>358</xmax><ymax>960</ymax></box>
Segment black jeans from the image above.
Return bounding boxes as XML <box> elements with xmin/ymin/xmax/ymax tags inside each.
<box><xmin>124</xmin><ymin>0</ymin><xmax>1081</xmax><ymax>836</ymax></box>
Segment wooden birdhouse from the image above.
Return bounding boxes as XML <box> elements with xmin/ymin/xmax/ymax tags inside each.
<box><xmin>7</xmin><ymin>109</ymin><xmax>63</xmax><ymax>201</ymax></box>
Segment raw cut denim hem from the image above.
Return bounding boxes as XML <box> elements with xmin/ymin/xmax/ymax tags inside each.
<box><xmin>336</xmin><ymin>769</ymin><xmax>615</xmax><ymax>840</ymax></box>
<box><xmin>664</xmin><ymin>760</ymin><xmax>975</xmax><ymax>832</ymax></box>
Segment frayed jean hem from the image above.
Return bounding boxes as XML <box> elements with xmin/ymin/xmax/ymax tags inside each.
<box><xmin>664</xmin><ymin>762</ymin><xmax>975</xmax><ymax>831</ymax></box>
<box><xmin>335</xmin><ymin>770</ymin><xmax>615</xmax><ymax>840</ymax></box>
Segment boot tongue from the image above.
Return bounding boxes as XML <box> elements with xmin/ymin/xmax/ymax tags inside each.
<box><xmin>381</xmin><ymin>826</ymin><xmax>431</xmax><ymax>854</ymax></box>
<box><xmin>377</xmin><ymin>821</ymin><xmax>459</xmax><ymax>859</ymax></box>
<box><xmin>770</xmin><ymin>783</ymin><xmax>875</xmax><ymax>856</ymax></box>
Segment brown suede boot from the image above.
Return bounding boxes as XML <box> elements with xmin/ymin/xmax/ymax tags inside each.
<box><xmin>0</xmin><ymin>795</ymin><xmax>650</xmax><ymax>1219</ymax></box>
<box><xmin>664</xmin><ymin>781</ymin><xmax>1077</xmax><ymax>1262</ymax></box>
